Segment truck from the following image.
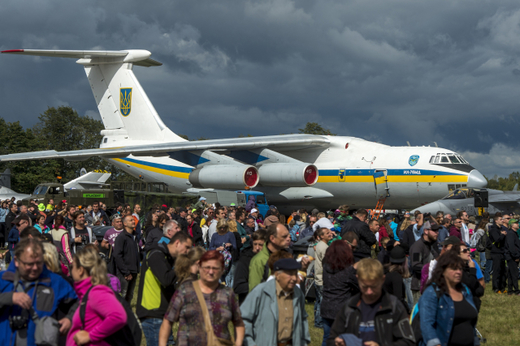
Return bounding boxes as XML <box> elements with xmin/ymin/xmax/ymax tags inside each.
<box><xmin>24</xmin><ymin>181</ymin><xmax>198</xmax><ymax>211</ymax></box>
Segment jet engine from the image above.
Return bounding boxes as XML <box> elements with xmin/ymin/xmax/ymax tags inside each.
<box><xmin>258</xmin><ymin>164</ymin><xmax>318</xmax><ymax>187</ymax></box>
<box><xmin>189</xmin><ymin>165</ymin><xmax>259</xmax><ymax>189</ymax></box>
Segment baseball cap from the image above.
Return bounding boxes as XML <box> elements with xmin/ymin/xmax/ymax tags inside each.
<box><xmin>431</xmin><ymin>224</ymin><xmax>441</xmax><ymax>232</ymax></box>
<box><xmin>251</xmin><ymin>208</ymin><xmax>258</xmax><ymax>213</ymax></box>
<box><xmin>443</xmin><ymin>236</ymin><xmax>462</xmax><ymax>246</ymax></box>
<box><xmin>199</xmin><ymin>197</ymin><xmax>206</xmax><ymax>201</ymax></box>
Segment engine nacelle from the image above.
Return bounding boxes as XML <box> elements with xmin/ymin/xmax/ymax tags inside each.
<box><xmin>189</xmin><ymin>165</ymin><xmax>259</xmax><ymax>189</ymax></box>
<box><xmin>258</xmin><ymin>163</ymin><xmax>318</xmax><ymax>187</ymax></box>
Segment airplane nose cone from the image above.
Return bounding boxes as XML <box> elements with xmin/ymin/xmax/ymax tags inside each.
<box><xmin>467</xmin><ymin>169</ymin><xmax>487</xmax><ymax>188</ymax></box>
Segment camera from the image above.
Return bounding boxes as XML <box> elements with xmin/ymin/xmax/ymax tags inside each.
<box><xmin>9</xmin><ymin>314</ymin><xmax>28</xmax><ymax>330</ymax></box>
<box><xmin>80</xmin><ymin>234</ymin><xmax>89</xmax><ymax>244</ymax></box>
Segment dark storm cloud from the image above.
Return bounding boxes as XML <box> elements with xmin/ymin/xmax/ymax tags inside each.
<box><xmin>1</xmin><ymin>0</ymin><xmax>520</xmax><ymax>177</ymax></box>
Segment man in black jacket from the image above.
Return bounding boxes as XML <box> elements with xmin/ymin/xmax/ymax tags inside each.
<box><xmin>136</xmin><ymin>231</ymin><xmax>192</xmax><ymax>346</ymax></box>
<box><xmin>505</xmin><ymin>221</ymin><xmax>520</xmax><ymax>295</ymax></box>
<box><xmin>409</xmin><ymin>221</ymin><xmax>439</xmax><ymax>304</ymax></box>
<box><xmin>4</xmin><ymin>203</ymin><xmax>17</xmax><ymax>244</ymax></box>
<box><xmin>328</xmin><ymin>258</ymin><xmax>414</xmax><ymax>346</ymax></box>
<box><xmin>233</xmin><ymin>231</ymin><xmax>265</xmax><ymax>305</ymax></box>
<box><xmin>489</xmin><ymin>212</ymin><xmax>507</xmax><ymax>293</ymax></box>
<box><xmin>340</xmin><ymin>209</ymin><xmax>376</xmax><ymax>261</ymax></box>
<box><xmin>114</xmin><ymin>215</ymin><xmax>140</xmax><ymax>302</ymax></box>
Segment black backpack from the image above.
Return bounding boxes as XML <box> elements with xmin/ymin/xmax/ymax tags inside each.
<box><xmin>476</xmin><ymin>231</ymin><xmax>491</xmax><ymax>252</ymax></box>
<box><xmin>80</xmin><ymin>285</ymin><xmax>142</xmax><ymax>346</ymax></box>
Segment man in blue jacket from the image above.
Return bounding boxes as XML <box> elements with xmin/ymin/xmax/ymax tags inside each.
<box><xmin>0</xmin><ymin>238</ymin><xmax>78</xmax><ymax>346</ymax></box>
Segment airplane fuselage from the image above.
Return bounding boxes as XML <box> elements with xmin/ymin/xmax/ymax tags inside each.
<box><xmin>107</xmin><ymin>136</ymin><xmax>486</xmax><ymax>211</ymax></box>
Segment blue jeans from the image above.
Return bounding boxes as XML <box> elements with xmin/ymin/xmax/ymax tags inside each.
<box><xmin>479</xmin><ymin>252</ymin><xmax>486</xmax><ymax>271</ymax></box>
<box><xmin>225</xmin><ymin>262</ymin><xmax>236</xmax><ymax>287</ymax></box>
<box><xmin>141</xmin><ymin>318</ymin><xmax>174</xmax><ymax>346</ymax></box>
<box><xmin>314</xmin><ymin>283</ymin><xmax>323</xmax><ymax>328</ymax></box>
<box><xmin>484</xmin><ymin>258</ymin><xmax>493</xmax><ymax>283</ymax></box>
<box><xmin>322</xmin><ymin>317</ymin><xmax>334</xmax><ymax>346</ymax></box>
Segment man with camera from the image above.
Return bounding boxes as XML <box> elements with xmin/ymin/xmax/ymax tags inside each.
<box><xmin>69</xmin><ymin>211</ymin><xmax>96</xmax><ymax>254</ymax></box>
<box><xmin>0</xmin><ymin>238</ymin><xmax>78</xmax><ymax>346</ymax></box>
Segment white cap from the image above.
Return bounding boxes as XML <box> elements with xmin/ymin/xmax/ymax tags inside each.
<box><xmin>251</xmin><ymin>208</ymin><xmax>258</xmax><ymax>213</ymax></box>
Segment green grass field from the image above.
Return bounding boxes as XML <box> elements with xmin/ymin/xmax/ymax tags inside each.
<box><xmin>132</xmin><ymin>282</ymin><xmax>520</xmax><ymax>346</ymax></box>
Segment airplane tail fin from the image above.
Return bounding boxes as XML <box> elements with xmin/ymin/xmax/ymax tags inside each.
<box><xmin>2</xmin><ymin>49</ymin><xmax>186</xmax><ymax>145</ymax></box>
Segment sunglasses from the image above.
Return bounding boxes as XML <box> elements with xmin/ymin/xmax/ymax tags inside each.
<box><xmin>461</xmin><ymin>249</ymin><xmax>469</xmax><ymax>253</ymax></box>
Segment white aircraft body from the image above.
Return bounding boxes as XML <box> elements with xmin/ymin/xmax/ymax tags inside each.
<box><xmin>0</xmin><ymin>49</ymin><xmax>487</xmax><ymax>212</ymax></box>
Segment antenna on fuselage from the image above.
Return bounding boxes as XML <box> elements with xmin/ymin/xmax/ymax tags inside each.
<box><xmin>406</xmin><ymin>141</ymin><xmax>411</xmax><ymax>146</ymax></box>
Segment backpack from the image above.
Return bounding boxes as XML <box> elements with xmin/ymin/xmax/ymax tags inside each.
<box><xmin>289</xmin><ymin>224</ymin><xmax>300</xmax><ymax>242</ymax></box>
<box><xmin>476</xmin><ymin>231</ymin><xmax>490</xmax><ymax>252</ymax></box>
<box><xmin>219</xmin><ymin>246</ymin><xmax>233</xmax><ymax>276</ymax></box>
<box><xmin>80</xmin><ymin>285</ymin><xmax>142</xmax><ymax>346</ymax></box>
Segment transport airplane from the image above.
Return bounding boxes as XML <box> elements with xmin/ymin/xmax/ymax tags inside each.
<box><xmin>0</xmin><ymin>49</ymin><xmax>487</xmax><ymax>212</ymax></box>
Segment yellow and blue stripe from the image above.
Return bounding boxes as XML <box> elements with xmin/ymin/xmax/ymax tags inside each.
<box><xmin>112</xmin><ymin>157</ymin><xmax>192</xmax><ymax>179</ymax></box>
<box><xmin>111</xmin><ymin>158</ymin><xmax>468</xmax><ymax>185</ymax></box>
<box><xmin>317</xmin><ymin>169</ymin><xmax>468</xmax><ymax>184</ymax></box>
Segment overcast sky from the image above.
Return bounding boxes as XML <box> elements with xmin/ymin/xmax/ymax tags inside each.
<box><xmin>1</xmin><ymin>0</ymin><xmax>520</xmax><ymax>179</ymax></box>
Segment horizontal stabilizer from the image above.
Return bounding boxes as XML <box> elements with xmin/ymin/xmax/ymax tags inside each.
<box><xmin>64</xmin><ymin>172</ymin><xmax>112</xmax><ymax>190</ymax></box>
<box><xmin>1</xmin><ymin>49</ymin><xmax>162</xmax><ymax>66</ymax></box>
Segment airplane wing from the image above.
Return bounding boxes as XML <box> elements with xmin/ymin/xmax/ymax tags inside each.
<box><xmin>0</xmin><ymin>134</ymin><xmax>330</xmax><ymax>162</ymax></box>
<box><xmin>489</xmin><ymin>194</ymin><xmax>520</xmax><ymax>203</ymax></box>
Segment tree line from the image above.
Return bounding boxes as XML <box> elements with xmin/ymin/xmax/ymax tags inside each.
<box><xmin>485</xmin><ymin>172</ymin><xmax>520</xmax><ymax>191</ymax></box>
<box><xmin>0</xmin><ymin>106</ymin><xmax>132</xmax><ymax>194</ymax></box>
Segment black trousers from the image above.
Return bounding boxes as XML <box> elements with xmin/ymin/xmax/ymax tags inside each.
<box><xmin>507</xmin><ymin>259</ymin><xmax>519</xmax><ymax>294</ymax></box>
<box><xmin>491</xmin><ymin>253</ymin><xmax>507</xmax><ymax>291</ymax></box>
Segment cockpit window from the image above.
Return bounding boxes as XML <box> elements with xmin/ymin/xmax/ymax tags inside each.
<box><xmin>431</xmin><ymin>153</ymin><xmax>469</xmax><ymax>165</ymax></box>
<box><xmin>443</xmin><ymin>189</ymin><xmax>467</xmax><ymax>200</ymax></box>
<box><xmin>448</xmin><ymin>155</ymin><xmax>460</xmax><ymax>164</ymax></box>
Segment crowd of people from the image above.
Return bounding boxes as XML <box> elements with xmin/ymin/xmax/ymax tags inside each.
<box><xmin>0</xmin><ymin>193</ymin><xmax>514</xmax><ymax>346</ymax></box>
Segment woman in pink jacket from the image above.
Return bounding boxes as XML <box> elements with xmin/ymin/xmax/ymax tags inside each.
<box><xmin>67</xmin><ymin>246</ymin><xmax>127</xmax><ymax>346</ymax></box>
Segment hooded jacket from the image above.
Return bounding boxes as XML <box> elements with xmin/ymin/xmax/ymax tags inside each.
<box><xmin>136</xmin><ymin>242</ymin><xmax>177</xmax><ymax>319</ymax></box>
<box><xmin>67</xmin><ymin>277</ymin><xmax>126</xmax><ymax>346</ymax></box>
<box><xmin>409</xmin><ymin>237</ymin><xmax>439</xmax><ymax>291</ymax></box>
<box><xmin>340</xmin><ymin>216</ymin><xmax>377</xmax><ymax>258</ymax></box>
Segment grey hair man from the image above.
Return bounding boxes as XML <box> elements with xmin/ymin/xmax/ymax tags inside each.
<box><xmin>159</xmin><ymin>220</ymin><xmax>181</xmax><ymax>244</ymax></box>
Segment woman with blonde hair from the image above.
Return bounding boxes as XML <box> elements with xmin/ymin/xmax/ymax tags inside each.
<box><xmin>175</xmin><ymin>246</ymin><xmax>206</xmax><ymax>284</ymax></box>
<box><xmin>42</xmin><ymin>242</ymin><xmax>61</xmax><ymax>274</ymax></box>
<box><xmin>67</xmin><ymin>246</ymin><xmax>127</xmax><ymax>346</ymax></box>
<box><xmin>209</xmin><ymin>219</ymin><xmax>237</xmax><ymax>285</ymax></box>
<box><xmin>226</xmin><ymin>219</ymin><xmax>243</xmax><ymax>288</ymax></box>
